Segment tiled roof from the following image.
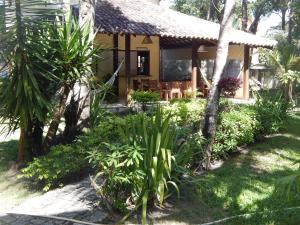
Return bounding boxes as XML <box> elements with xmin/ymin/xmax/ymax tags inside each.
<box><xmin>95</xmin><ymin>0</ymin><xmax>276</xmax><ymax>48</ymax></box>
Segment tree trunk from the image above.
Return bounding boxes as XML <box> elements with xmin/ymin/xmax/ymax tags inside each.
<box><xmin>281</xmin><ymin>8</ymin><xmax>287</xmax><ymax>31</ymax></box>
<box><xmin>43</xmin><ymin>85</ymin><xmax>71</xmax><ymax>153</ymax></box>
<box><xmin>70</xmin><ymin>0</ymin><xmax>96</xmax><ymax>127</ymax></box>
<box><xmin>31</xmin><ymin>121</ymin><xmax>45</xmax><ymax>156</ymax></box>
<box><xmin>17</xmin><ymin>128</ymin><xmax>26</xmax><ymax>164</ymax></box>
<box><xmin>286</xmin><ymin>1</ymin><xmax>293</xmax><ymax>102</ymax></box>
<box><xmin>248</xmin><ymin>14</ymin><xmax>261</xmax><ymax>34</ymax></box>
<box><xmin>242</xmin><ymin>0</ymin><xmax>248</xmax><ymax>31</ymax></box>
<box><xmin>63</xmin><ymin>94</ymin><xmax>81</xmax><ymax>144</ymax></box>
<box><xmin>287</xmin><ymin>2</ymin><xmax>293</xmax><ymax>44</ymax></box>
<box><xmin>201</xmin><ymin>0</ymin><xmax>236</xmax><ymax>170</ymax></box>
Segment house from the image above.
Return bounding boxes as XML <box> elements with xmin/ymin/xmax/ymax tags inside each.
<box><xmin>93</xmin><ymin>0</ymin><xmax>276</xmax><ymax>102</ymax></box>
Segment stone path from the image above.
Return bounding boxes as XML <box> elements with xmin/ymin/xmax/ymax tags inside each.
<box><xmin>0</xmin><ymin>178</ymin><xmax>108</xmax><ymax>225</ymax></box>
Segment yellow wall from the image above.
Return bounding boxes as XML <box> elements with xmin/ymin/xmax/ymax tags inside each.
<box><xmin>95</xmin><ymin>34</ymin><xmax>160</xmax><ymax>100</ymax></box>
<box><xmin>199</xmin><ymin>45</ymin><xmax>244</xmax><ymax>60</ymax></box>
<box><xmin>199</xmin><ymin>44</ymin><xmax>246</xmax><ymax>99</ymax></box>
<box><xmin>95</xmin><ymin>34</ymin><xmax>249</xmax><ymax>100</ymax></box>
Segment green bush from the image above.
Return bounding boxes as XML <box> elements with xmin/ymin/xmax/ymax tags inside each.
<box><xmin>163</xmin><ymin>99</ymin><xmax>206</xmax><ymax>127</ymax></box>
<box><xmin>254</xmin><ymin>90</ymin><xmax>289</xmax><ymax>134</ymax></box>
<box><xmin>213</xmin><ymin>106</ymin><xmax>260</xmax><ymax>158</ymax></box>
<box><xmin>130</xmin><ymin>91</ymin><xmax>160</xmax><ymax>111</ymax></box>
<box><xmin>130</xmin><ymin>91</ymin><xmax>160</xmax><ymax>103</ymax></box>
<box><xmin>21</xmin><ymin>145</ymin><xmax>88</xmax><ymax>191</ymax></box>
<box><xmin>88</xmin><ymin>143</ymin><xmax>145</xmax><ymax>212</ymax></box>
<box><xmin>20</xmin><ymin>115</ymin><xmax>125</xmax><ymax>192</ymax></box>
<box><xmin>88</xmin><ymin>108</ymin><xmax>182</xmax><ymax>224</ymax></box>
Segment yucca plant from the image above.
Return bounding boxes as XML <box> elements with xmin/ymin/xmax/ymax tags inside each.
<box><xmin>0</xmin><ymin>0</ymin><xmax>62</xmax><ymax>161</ymax></box>
<box><xmin>89</xmin><ymin>109</ymin><xmax>181</xmax><ymax>224</ymax></box>
<box><xmin>120</xmin><ymin>108</ymin><xmax>180</xmax><ymax>224</ymax></box>
<box><xmin>41</xmin><ymin>14</ymin><xmax>102</xmax><ymax>152</ymax></box>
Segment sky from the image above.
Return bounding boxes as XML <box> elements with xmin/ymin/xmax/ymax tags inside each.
<box><xmin>159</xmin><ymin>0</ymin><xmax>282</xmax><ymax>37</ymax></box>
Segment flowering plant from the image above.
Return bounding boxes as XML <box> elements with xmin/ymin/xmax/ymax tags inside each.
<box><xmin>218</xmin><ymin>76</ymin><xmax>242</xmax><ymax>97</ymax></box>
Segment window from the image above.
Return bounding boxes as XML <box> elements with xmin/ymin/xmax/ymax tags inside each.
<box><xmin>137</xmin><ymin>51</ymin><xmax>150</xmax><ymax>75</ymax></box>
<box><xmin>161</xmin><ymin>48</ymin><xmax>192</xmax><ymax>81</ymax></box>
<box><xmin>224</xmin><ymin>60</ymin><xmax>241</xmax><ymax>77</ymax></box>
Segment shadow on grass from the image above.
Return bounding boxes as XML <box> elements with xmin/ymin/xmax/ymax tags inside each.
<box><xmin>0</xmin><ymin>140</ymin><xmax>18</xmax><ymax>172</ymax></box>
<box><xmin>154</xmin><ymin>114</ymin><xmax>300</xmax><ymax>225</ymax></box>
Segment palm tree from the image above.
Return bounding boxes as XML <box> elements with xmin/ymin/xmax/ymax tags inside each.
<box><xmin>267</xmin><ymin>43</ymin><xmax>300</xmax><ymax>103</ymax></box>
<box><xmin>0</xmin><ymin>0</ymin><xmax>63</xmax><ymax>163</ymax></box>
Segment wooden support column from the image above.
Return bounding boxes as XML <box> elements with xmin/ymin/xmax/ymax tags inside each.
<box><xmin>192</xmin><ymin>41</ymin><xmax>198</xmax><ymax>98</ymax></box>
<box><xmin>243</xmin><ymin>45</ymin><xmax>250</xmax><ymax>100</ymax></box>
<box><xmin>125</xmin><ymin>34</ymin><xmax>131</xmax><ymax>103</ymax></box>
<box><xmin>113</xmin><ymin>34</ymin><xmax>119</xmax><ymax>95</ymax></box>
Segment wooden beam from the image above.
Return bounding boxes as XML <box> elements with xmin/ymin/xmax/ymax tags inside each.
<box><xmin>192</xmin><ymin>40</ymin><xmax>198</xmax><ymax>98</ymax></box>
<box><xmin>243</xmin><ymin>45</ymin><xmax>250</xmax><ymax>100</ymax></box>
<box><xmin>113</xmin><ymin>34</ymin><xmax>119</xmax><ymax>95</ymax></box>
<box><xmin>125</xmin><ymin>34</ymin><xmax>131</xmax><ymax>102</ymax></box>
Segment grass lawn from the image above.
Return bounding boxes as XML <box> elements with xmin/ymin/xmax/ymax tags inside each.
<box><xmin>0</xmin><ymin>139</ymin><xmax>41</xmax><ymax>212</ymax></box>
<box><xmin>156</xmin><ymin>113</ymin><xmax>300</xmax><ymax>225</ymax></box>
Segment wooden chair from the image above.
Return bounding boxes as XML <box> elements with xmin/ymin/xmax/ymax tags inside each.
<box><xmin>170</xmin><ymin>81</ymin><xmax>182</xmax><ymax>99</ymax></box>
<box><xmin>141</xmin><ymin>79</ymin><xmax>150</xmax><ymax>91</ymax></box>
<box><xmin>133</xmin><ymin>79</ymin><xmax>141</xmax><ymax>90</ymax></box>
<box><xmin>148</xmin><ymin>80</ymin><xmax>159</xmax><ymax>92</ymax></box>
<box><xmin>160</xmin><ymin>81</ymin><xmax>171</xmax><ymax>101</ymax></box>
<box><xmin>181</xmin><ymin>81</ymin><xmax>192</xmax><ymax>98</ymax></box>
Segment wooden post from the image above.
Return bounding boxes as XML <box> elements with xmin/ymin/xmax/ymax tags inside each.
<box><xmin>243</xmin><ymin>45</ymin><xmax>250</xmax><ymax>100</ymax></box>
<box><xmin>113</xmin><ymin>34</ymin><xmax>119</xmax><ymax>95</ymax></box>
<box><xmin>125</xmin><ymin>34</ymin><xmax>131</xmax><ymax>102</ymax></box>
<box><xmin>192</xmin><ymin>41</ymin><xmax>198</xmax><ymax>98</ymax></box>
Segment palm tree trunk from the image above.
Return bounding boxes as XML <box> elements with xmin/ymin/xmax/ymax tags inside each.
<box><xmin>201</xmin><ymin>0</ymin><xmax>236</xmax><ymax>170</ymax></box>
<box><xmin>17</xmin><ymin>128</ymin><xmax>26</xmax><ymax>163</ymax></box>
<box><xmin>43</xmin><ymin>85</ymin><xmax>71</xmax><ymax>153</ymax></box>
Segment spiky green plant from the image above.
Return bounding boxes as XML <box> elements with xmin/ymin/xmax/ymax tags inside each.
<box><xmin>0</xmin><ymin>0</ymin><xmax>62</xmax><ymax>161</ymax></box>
<box><xmin>120</xmin><ymin>108</ymin><xmax>180</xmax><ymax>224</ymax></box>
<box><xmin>263</xmin><ymin>43</ymin><xmax>300</xmax><ymax>103</ymax></box>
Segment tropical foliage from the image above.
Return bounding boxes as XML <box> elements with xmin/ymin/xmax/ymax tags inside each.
<box><xmin>89</xmin><ymin>109</ymin><xmax>182</xmax><ymax>224</ymax></box>
<box><xmin>0</xmin><ymin>0</ymin><xmax>102</xmax><ymax>161</ymax></box>
<box><xmin>262</xmin><ymin>42</ymin><xmax>300</xmax><ymax>103</ymax></box>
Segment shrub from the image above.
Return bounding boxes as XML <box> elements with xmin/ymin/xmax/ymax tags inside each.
<box><xmin>88</xmin><ymin>143</ymin><xmax>145</xmax><ymax>212</ymax></box>
<box><xmin>163</xmin><ymin>99</ymin><xmax>206</xmax><ymax>127</ymax></box>
<box><xmin>21</xmin><ymin>145</ymin><xmax>88</xmax><ymax>191</ymax></box>
<box><xmin>213</xmin><ymin>106</ymin><xmax>260</xmax><ymax>158</ymax></box>
<box><xmin>89</xmin><ymin>108</ymin><xmax>182</xmax><ymax>224</ymax></box>
<box><xmin>130</xmin><ymin>91</ymin><xmax>160</xmax><ymax>111</ymax></box>
<box><xmin>218</xmin><ymin>77</ymin><xmax>242</xmax><ymax>97</ymax></box>
<box><xmin>253</xmin><ymin>90</ymin><xmax>289</xmax><ymax>134</ymax></box>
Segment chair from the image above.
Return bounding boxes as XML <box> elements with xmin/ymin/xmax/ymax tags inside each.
<box><xmin>181</xmin><ymin>81</ymin><xmax>192</xmax><ymax>98</ymax></box>
<box><xmin>133</xmin><ymin>79</ymin><xmax>141</xmax><ymax>91</ymax></box>
<box><xmin>170</xmin><ymin>81</ymin><xmax>182</xmax><ymax>99</ymax></box>
<box><xmin>141</xmin><ymin>79</ymin><xmax>150</xmax><ymax>91</ymax></box>
<box><xmin>148</xmin><ymin>80</ymin><xmax>159</xmax><ymax>92</ymax></box>
<box><xmin>160</xmin><ymin>81</ymin><xmax>171</xmax><ymax>101</ymax></box>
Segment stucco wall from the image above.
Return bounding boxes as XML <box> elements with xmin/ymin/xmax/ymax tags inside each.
<box><xmin>95</xmin><ymin>34</ymin><xmax>248</xmax><ymax>100</ymax></box>
<box><xmin>199</xmin><ymin>44</ymin><xmax>246</xmax><ymax>99</ymax></box>
<box><xmin>95</xmin><ymin>34</ymin><xmax>160</xmax><ymax>99</ymax></box>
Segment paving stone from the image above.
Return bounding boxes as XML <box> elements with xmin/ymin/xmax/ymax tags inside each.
<box><xmin>1</xmin><ymin>178</ymin><xmax>108</xmax><ymax>225</ymax></box>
